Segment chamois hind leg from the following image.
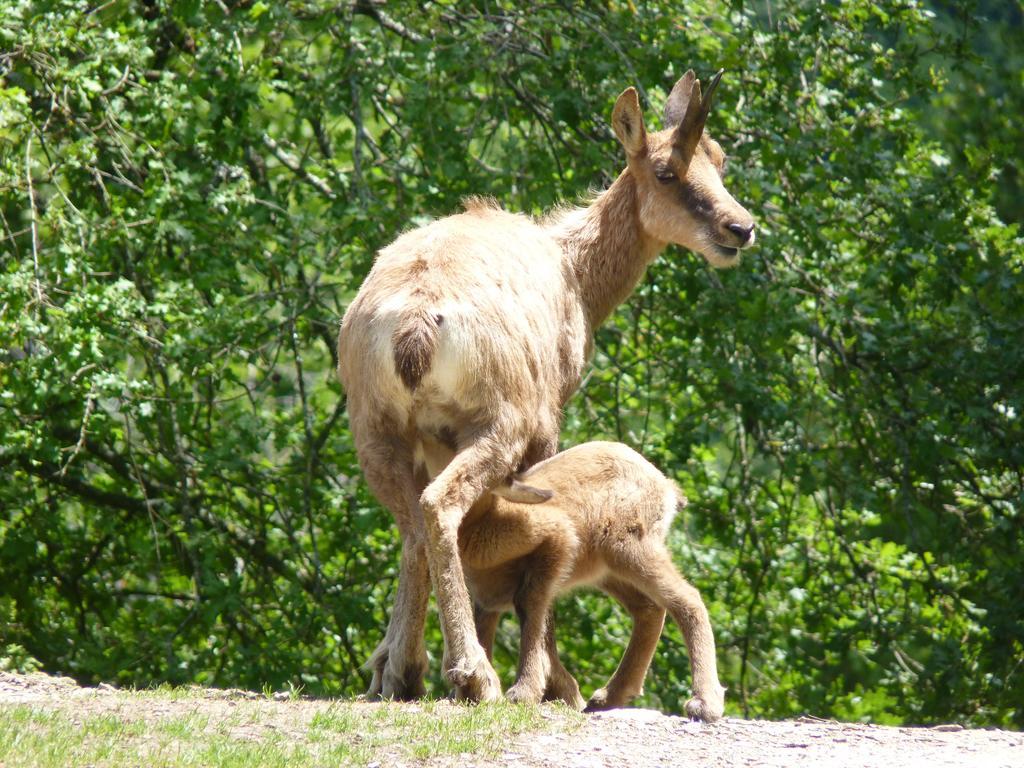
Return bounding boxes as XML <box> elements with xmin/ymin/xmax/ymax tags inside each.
<box><xmin>540</xmin><ymin>611</ymin><xmax>585</xmax><ymax>709</ymax></box>
<box><xmin>585</xmin><ymin>578</ymin><xmax>666</xmax><ymax>712</ymax></box>
<box><xmin>419</xmin><ymin>413</ymin><xmax>533</xmax><ymax>702</ymax></box>
<box><xmin>356</xmin><ymin>423</ymin><xmax>431</xmax><ymax>701</ymax></box>
<box><xmin>370</xmin><ymin>535</ymin><xmax>431</xmax><ymax>700</ymax></box>
<box><xmin>610</xmin><ymin>545</ymin><xmax>725</xmax><ymax>722</ymax></box>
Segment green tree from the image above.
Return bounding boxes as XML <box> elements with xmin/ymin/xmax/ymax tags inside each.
<box><xmin>1</xmin><ymin>0</ymin><xmax>1020</xmax><ymax>728</ymax></box>
<box><xmin>921</xmin><ymin>0</ymin><xmax>1024</xmax><ymax>225</ymax></box>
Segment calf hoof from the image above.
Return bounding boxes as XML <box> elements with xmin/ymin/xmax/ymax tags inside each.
<box><xmin>584</xmin><ymin>686</ymin><xmax>640</xmax><ymax>712</ymax></box>
<box><xmin>584</xmin><ymin>687</ymin><xmax>614</xmax><ymax>712</ymax></box>
<box><xmin>506</xmin><ymin>681</ymin><xmax>544</xmax><ymax>705</ymax></box>
<box><xmin>684</xmin><ymin>694</ymin><xmax>724</xmax><ymax>723</ymax></box>
<box><xmin>544</xmin><ymin>676</ymin><xmax>585</xmax><ymax>710</ymax></box>
<box><xmin>447</xmin><ymin>655</ymin><xmax>502</xmax><ymax>703</ymax></box>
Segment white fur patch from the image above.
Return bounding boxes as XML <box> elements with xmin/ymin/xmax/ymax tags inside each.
<box><xmin>365</xmin><ymin>296</ymin><xmax>414</xmax><ymax>418</ymax></box>
<box><xmin>421</xmin><ymin>304</ymin><xmax>484</xmax><ymax>408</ymax></box>
<box><xmin>661</xmin><ymin>484</ymin><xmax>681</xmax><ymax>533</ymax></box>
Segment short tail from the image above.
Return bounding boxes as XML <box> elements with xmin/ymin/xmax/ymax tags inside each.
<box><xmin>672</xmin><ymin>479</ymin><xmax>688</xmax><ymax>511</ymax></box>
<box><xmin>392</xmin><ymin>308</ymin><xmax>440</xmax><ymax>391</ymax></box>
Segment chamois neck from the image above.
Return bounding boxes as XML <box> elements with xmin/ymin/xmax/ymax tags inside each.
<box><xmin>548</xmin><ymin>170</ymin><xmax>664</xmax><ymax>330</ymax></box>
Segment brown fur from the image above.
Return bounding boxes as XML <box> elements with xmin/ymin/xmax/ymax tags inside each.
<box><xmin>450</xmin><ymin>441</ymin><xmax>725</xmax><ymax>721</ymax></box>
<box><xmin>337</xmin><ymin>71</ymin><xmax>754</xmax><ymax>703</ymax></box>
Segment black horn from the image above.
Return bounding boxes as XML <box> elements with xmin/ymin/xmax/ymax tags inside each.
<box><xmin>702</xmin><ymin>69</ymin><xmax>724</xmax><ymax>110</ymax></box>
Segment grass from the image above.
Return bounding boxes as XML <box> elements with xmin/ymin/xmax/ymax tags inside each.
<box><xmin>310</xmin><ymin>699</ymin><xmax>552</xmax><ymax>761</ymax></box>
<box><xmin>0</xmin><ymin>688</ymin><xmax>582</xmax><ymax>768</ymax></box>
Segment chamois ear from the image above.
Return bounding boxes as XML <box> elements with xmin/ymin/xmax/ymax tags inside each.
<box><xmin>612</xmin><ymin>87</ymin><xmax>647</xmax><ymax>158</ymax></box>
<box><xmin>663</xmin><ymin>70</ymin><xmax>697</xmax><ymax>128</ymax></box>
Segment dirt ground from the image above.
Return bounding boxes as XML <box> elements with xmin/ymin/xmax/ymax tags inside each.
<box><xmin>1</xmin><ymin>670</ymin><xmax>1021</xmax><ymax>767</ymax></box>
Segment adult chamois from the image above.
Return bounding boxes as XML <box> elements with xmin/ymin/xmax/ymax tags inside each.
<box><xmin>337</xmin><ymin>70</ymin><xmax>754</xmax><ymax>703</ymax></box>
<box><xmin>447</xmin><ymin>440</ymin><xmax>726</xmax><ymax>721</ymax></box>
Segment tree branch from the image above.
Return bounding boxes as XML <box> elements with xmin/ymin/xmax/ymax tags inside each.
<box><xmin>352</xmin><ymin>0</ymin><xmax>425</xmax><ymax>43</ymax></box>
<box><xmin>262</xmin><ymin>133</ymin><xmax>336</xmax><ymax>200</ymax></box>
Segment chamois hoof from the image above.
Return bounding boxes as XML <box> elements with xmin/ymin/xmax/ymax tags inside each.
<box><xmin>447</xmin><ymin>657</ymin><xmax>502</xmax><ymax>703</ymax></box>
<box><xmin>381</xmin><ymin>667</ymin><xmax>428</xmax><ymax>701</ymax></box>
<box><xmin>364</xmin><ymin>648</ymin><xmax>388</xmax><ymax>699</ymax></box>
<box><xmin>684</xmin><ymin>694</ymin><xmax>724</xmax><ymax>723</ymax></box>
<box><xmin>369</xmin><ymin>647</ymin><xmax>428</xmax><ymax>701</ymax></box>
<box><xmin>365</xmin><ymin>675</ymin><xmax>383</xmax><ymax>701</ymax></box>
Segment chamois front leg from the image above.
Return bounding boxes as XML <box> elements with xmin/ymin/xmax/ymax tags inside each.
<box><xmin>420</xmin><ymin>418</ymin><xmax>530</xmax><ymax>702</ymax></box>
<box><xmin>586</xmin><ymin>578</ymin><xmax>666</xmax><ymax>711</ymax></box>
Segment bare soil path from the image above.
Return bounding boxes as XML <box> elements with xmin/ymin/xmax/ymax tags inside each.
<box><xmin>1</xmin><ymin>671</ymin><xmax>1020</xmax><ymax>767</ymax></box>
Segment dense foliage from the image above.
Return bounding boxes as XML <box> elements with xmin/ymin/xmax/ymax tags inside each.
<box><xmin>1</xmin><ymin>0</ymin><xmax>1021</xmax><ymax>728</ymax></box>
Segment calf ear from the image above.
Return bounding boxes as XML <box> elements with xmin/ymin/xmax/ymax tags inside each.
<box><xmin>612</xmin><ymin>87</ymin><xmax>647</xmax><ymax>158</ymax></box>
<box><xmin>493</xmin><ymin>479</ymin><xmax>555</xmax><ymax>504</ymax></box>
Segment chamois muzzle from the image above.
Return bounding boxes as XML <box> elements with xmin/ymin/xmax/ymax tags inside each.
<box><xmin>726</xmin><ymin>221</ymin><xmax>756</xmax><ymax>245</ymax></box>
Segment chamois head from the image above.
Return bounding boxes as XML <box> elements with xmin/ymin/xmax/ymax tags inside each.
<box><xmin>612</xmin><ymin>70</ymin><xmax>755</xmax><ymax>268</ymax></box>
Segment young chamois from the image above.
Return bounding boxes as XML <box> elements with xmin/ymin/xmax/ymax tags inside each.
<box><xmin>337</xmin><ymin>70</ymin><xmax>754</xmax><ymax>704</ymax></box>
<box><xmin>445</xmin><ymin>440</ymin><xmax>726</xmax><ymax>721</ymax></box>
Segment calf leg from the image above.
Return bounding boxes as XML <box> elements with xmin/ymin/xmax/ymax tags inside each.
<box><xmin>461</xmin><ymin>504</ymin><xmax>576</xmax><ymax>702</ymax></box>
<box><xmin>611</xmin><ymin>546</ymin><xmax>725</xmax><ymax>722</ymax></box>
<box><xmin>540</xmin><ymin>613</ymin><xmax>585</xmax><ymax>709</ymax></box>
<box><xmin>474</xmin><ymin>604</ymin><xmax>501</xmax><ymax>662</ymax></box>
<box><xmin>505</xmin><ymin>540</ymin><xmax>571</xmax><ymax>704</ymax></box>
<box><xmin>585</xmin><ymin>578</ymin><xmax>666</xmax><ymax>711</ymax></box>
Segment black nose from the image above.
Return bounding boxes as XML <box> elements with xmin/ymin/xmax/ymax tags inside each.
<box><xmin>727</xmin><ymin>222</ymin><xmax>755</xmax><ymax>242</ymax></box>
